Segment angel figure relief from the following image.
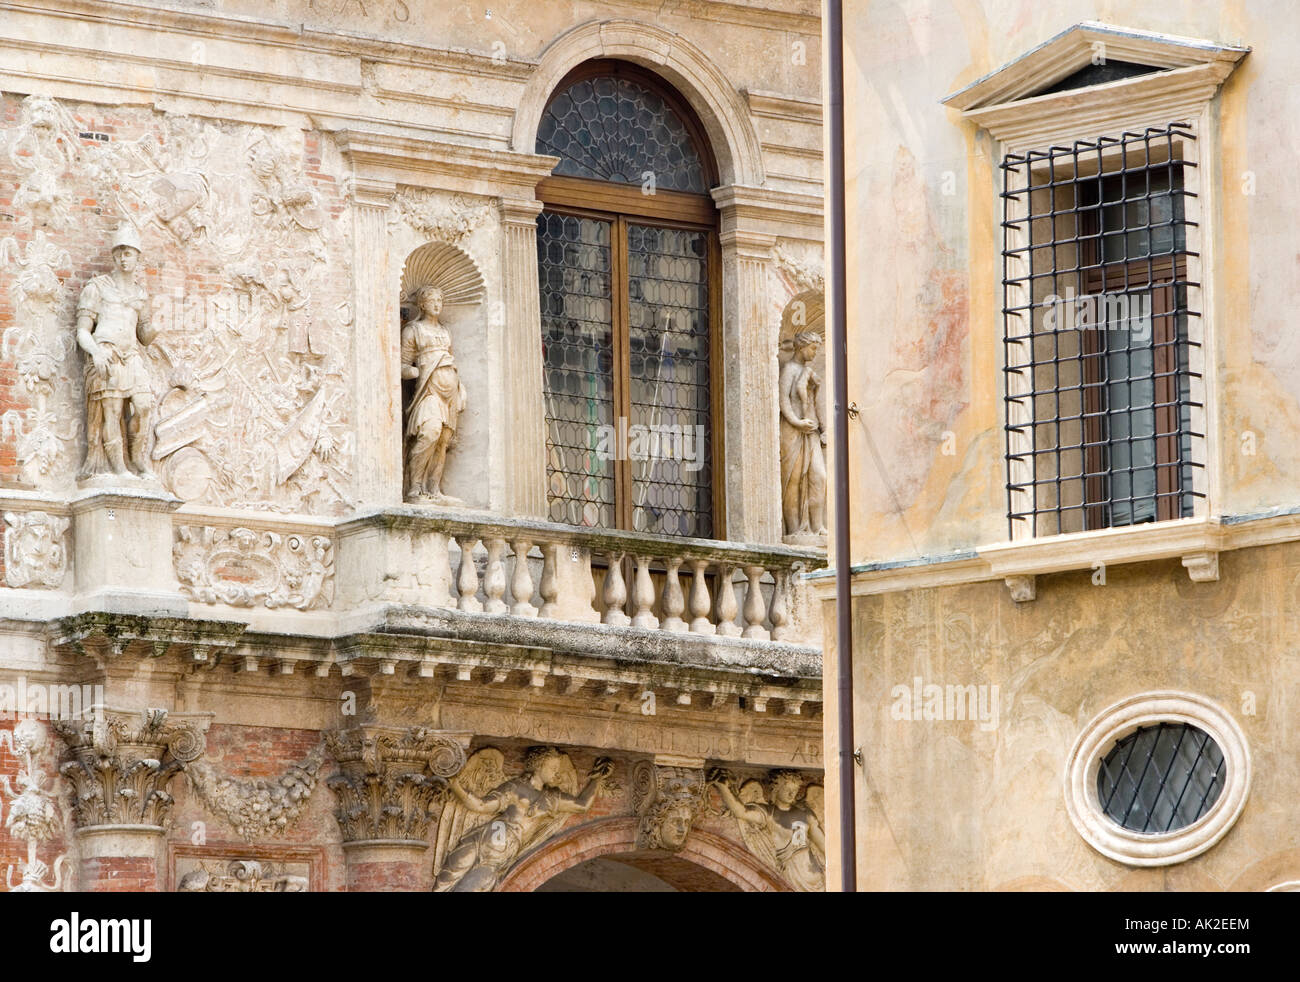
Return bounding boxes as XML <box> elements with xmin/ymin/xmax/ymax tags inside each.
<box><xmin>432</xmin><ymin>747</ymin><xmax>614</xmax><ymax>892</ymax></box>
<box><xmin>708</xmin><ymin>768</ymin><xmax>826</xmax><ymax>892</ymax></box>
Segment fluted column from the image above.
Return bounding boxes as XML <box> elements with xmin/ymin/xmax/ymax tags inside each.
<box><xmin>499</xmin><ymin>197</ymin><xmax>548</xmax><ymax>519</ymax></box>
<box><xmin>54</xmin><ymin>707</ymin><xmax>210</xmax><ymax>892</ymax></box>
<box><xmin>349</xmin><ymin>179</ymin><xmax>402</xmax><ymax>506</ymax></box>
<box><xmin>326</xmin><ymin>725</ymin><xmax>468</xmax><ymax>892</ymax></box>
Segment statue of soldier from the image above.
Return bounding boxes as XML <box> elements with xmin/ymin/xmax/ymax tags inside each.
<box><xmin>76</xmin><ymin>223</ymin><xmax>158</xmax><ymax>480</ymax></box>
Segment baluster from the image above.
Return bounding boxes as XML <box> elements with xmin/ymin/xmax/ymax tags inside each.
<box><xmin>769</xmin><ymin>568</ymin><xmax>792</xmax><ymax>641</ymax></box>
<box><xmin>741</xmin><ymin>565</ymin><xmax>770</xmax><ymax>640</ymax></box>
<box><xmin>630</xmin><ymin>555</ymin><xmax>658</xmax><ymax>629</ymax></box>
<box><xmin>455</xmin><ymin>536</ymin><xmax>481</xmax><ymax>613</ymax></box>
<box><xmin>714</xmin><ymin>563</ymin><xmax>740</xmax><ymax>637</ymax></box>
<box><xmin>688</xmin><ymin>558</ymin><xmax>714</xmax><ymax>635</ymax></box>
<box><xmin>602</xmin><ymin>552</ymin><xmax>629</xmax><ymax>626</ymax></box>
<box><xmin>539</xmin><ymin>543</ymin><xmax>560</xmax><ymax>618</ymax></box>
<box><xmin>483</xmin><ymin>538</ymin><xmax>508</xmax><ymax>614</ymax></box>
<box><xmin>510</xmin><ymin>539</ymin><xmax>537</xmax><ymax>617</ymax></box>
<box><xmin>661</xmin><ymin>557</ymin><xmax>686</xmax><ymax>632</ymax></box>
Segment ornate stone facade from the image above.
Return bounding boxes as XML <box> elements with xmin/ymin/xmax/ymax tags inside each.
<box><xmin>0</xmin><ymin>0</ymin><xmax>824</xmax><ymax>893</ymax></box>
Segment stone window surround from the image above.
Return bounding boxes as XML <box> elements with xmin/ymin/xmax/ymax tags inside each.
<box><xmin>338</xmin><ymin>19</ymin><xmax>824</xmax><ymax>548</ymax></box>
<box><xmin>1063</xmin><ymin>690</ymin><xmax>1250</xmax><ymax>868</ymax></box>
<box><xmin>943</xmin><ymin>24</ymin><xmax>1248</xmax><ymax>599</ymax></box>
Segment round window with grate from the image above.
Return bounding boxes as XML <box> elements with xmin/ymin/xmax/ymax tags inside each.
<box><xmin>1097</xmin><ymin>722</ymin><xmax>1225</xmax><ymax>834</ymax></box>
<box><xmin>1065</xmin><ymin>693</ymin><xmax>1250</xmax><ymax>866</ymax></box>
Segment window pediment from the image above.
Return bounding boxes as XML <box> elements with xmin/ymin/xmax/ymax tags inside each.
<box><xmin>941</xmin><ymin>22</ymin><xmax>1248</xmax><ymax>119</ymax></box>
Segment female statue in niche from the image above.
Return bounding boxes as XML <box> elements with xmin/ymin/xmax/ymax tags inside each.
<box><xmin>779</xmin><ymin>330</ymin><xmax>828</xmax><ymax>541</ymax></box>
<box><xmin>400</xmin><ymin>285</ymin><xmax>467</xmax><ymax>503</ymax></box>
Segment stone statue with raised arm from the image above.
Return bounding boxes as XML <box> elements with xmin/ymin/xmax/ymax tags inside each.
<box><xmin>709</xmin><ymin>767</ymin><xmax>826</xmax><ymax>892</ymax></box>
<box><xmin>76</xmin><ymin>223</ymin><xmax>158</xmax><ymax>480</ymax></box>
<box><xmin>432</xmin><ymin>746</ymin><xmax>614</xmax><ymax>892</ymax></box>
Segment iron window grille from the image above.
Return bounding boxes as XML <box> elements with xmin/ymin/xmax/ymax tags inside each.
<box><xmin>1097</xmin><ymin>722</ymin><xmax>1225</xmax><ymax>834</ymax></box>
<box><xmin>1000</xmin><ymin>123</ymin><xmax>1206</xmax><ymax>538</ymax></box>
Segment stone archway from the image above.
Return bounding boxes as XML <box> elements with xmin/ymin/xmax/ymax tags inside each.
<box><xmin>512</xmin><ymin>19</ymin><xmax>765</xmax><ymax>188</ymax></box>
<box><xmin>498</xmin><ymin>817</ymin><xmax>789</xmax><ymax>893</ymax></box>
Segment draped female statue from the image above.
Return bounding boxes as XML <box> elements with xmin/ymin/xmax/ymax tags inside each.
<box><xmin>400</xmin><ymin>285</ymin><xmax>467</xmax><ymax>502</ymax></box>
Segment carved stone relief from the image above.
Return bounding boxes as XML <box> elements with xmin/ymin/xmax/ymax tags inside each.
<box><xmin>7</xmin><ymin>95</ymin><xmax>81</xmax><ymax>231</ymax></box>
<box><xmin>325</xmin><ymin>725</ymin><xmax>467</xmax><ymax>843</ymax></box>
<box><xmin>1</xmin><ymin>718</ymin><xmax>71</xmax><ymax>892</ymax></box>
<box><xmin>176</xmin><ymin>858</ymin><xmax>308</xmax><ymax>893</ymax></box>
<box><xmin>186</xmin><ymin>744</ymin><xmax>325</xmax><ymax>840</ymax></box>
<box><xmin>392</xmin><ymin>190</ymin><xmax>491</xmax><ymax>247</ymax></box>
<box><xmin>53</xmin><ymin>707</ymin><xmax>209</xmax><ymax>830</ymax></box>
<box><xmin>433</xmin><ymin>746</ymin><xmax>614</xmax><ymax>892</ymax></box>
<box><xmin>3</xmin><ymin>511</ymin><xmax>69</xmax><ymax>588</ymax></box>
<box><xmin>0</xmin><ymin>94</ymin><xmax>353</xmax><ymax>511</ymax></box>
<box><xmin>174</xmin><ymin>525</ymin><xmax>335</xmax><ymax>610</ymax></box>
<box><xmin>707</xmin><ymin>767</ymin><xmax>825</xmax><ymax>892</ymax></box>
<box><xmin>632</xmin><ymin>761</ymin><xmax>705</xmax><ymax>852</ymax></box>
<box><xmin>0</xmin><ymin>231</ymin><xmax>78</xmax><ymax>483</ymax></box>
<box><xmin>773</xmin><ymin>242</ymin><xmax>825</xmax><ymax>295</ymax></box>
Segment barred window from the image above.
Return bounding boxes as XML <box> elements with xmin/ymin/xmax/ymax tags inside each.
<box><xmin>1097</xmin><ymin>722</ymin><xmax>1225</xmax><ymax>834</ymax></box>
<box><xmin>1000</xmin><ymin>124</ymin><xmax>1205</xmax><ymax>537</ymax></box>
<box><xmin>536</xmin><ymin>61</ymin><xmax>719</xmax><ymax>537</ymax></box>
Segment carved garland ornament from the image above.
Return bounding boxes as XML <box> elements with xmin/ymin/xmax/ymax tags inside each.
<box><xmin>186</xmin><ymin>745</ymin><xmax>325</xmax><ymax>841</ymax></box>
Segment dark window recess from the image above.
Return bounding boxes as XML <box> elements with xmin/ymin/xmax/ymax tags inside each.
<box><xmin>1000</xmin><ymin>123</ymin><xmax>1205</xmax><ymax>538</ymax></box>
<box><xmin>1097</xmin><ymin>722</ymin><xmax>1225</xmax><ymax>834</ymax></box>
<box><xmin>1036</xmin><ymin>60</ymin><xmax>1165</xmax><ymax>97</ymax></box>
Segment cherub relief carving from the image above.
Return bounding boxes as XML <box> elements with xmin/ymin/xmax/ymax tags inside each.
<box><xmin>432</xmin><ymin>747</ymin><xmax>614</xmax><ymax>892</ymax></box>
<box><xmin>709</xmin><ymin>768</ymin><xmax>826</xmax><ymax>892</ymax></box>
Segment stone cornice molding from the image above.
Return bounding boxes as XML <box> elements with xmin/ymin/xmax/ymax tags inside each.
<box><xmin>336</xmin><ymin>129</ymin><xmax>558</xmax><ymax>198</ymax></box>
<box><xmin>712</xmin><ymin>184</ymin><xmax>824</xmax><ymax>240</ymax></box>
<box><xmin>512</xmin><ymin>19</ymin><xmax>765</xmax><ymax>187</ymax></box>
<box><xmin>744</xmin><ymin>89</ymin><xmax>822</xmax><ymax>124</ymax></box>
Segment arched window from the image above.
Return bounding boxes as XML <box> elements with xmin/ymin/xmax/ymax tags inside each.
<box><xmin>536</xmin><ymin>61</ymin><xmax>720</xmax><ymax>538</ymax></box>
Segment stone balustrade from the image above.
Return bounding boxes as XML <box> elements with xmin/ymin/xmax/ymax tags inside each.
<box><xmin>336</xmin><ymin>508</ymin><xmax>825</xmax><ymax>646</ymax></box>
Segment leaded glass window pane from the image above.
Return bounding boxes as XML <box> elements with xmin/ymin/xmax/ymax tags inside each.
<box><xmin>538</xmin><ymin>213</ymin><xmax>616</xmax><ymax>528</ymax></box>
<box><xmin>627</xmin><ymin>224</ymin><xmax>712</xmax><ymax>538</ymax></box>
<box><xmin>536</xmin><ymin>75</ymin><xmax>709</xmax><ymax>194</ymax></box>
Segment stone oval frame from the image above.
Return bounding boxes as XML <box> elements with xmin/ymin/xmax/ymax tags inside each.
<box><xmin>1064</xmin><ymin>691</ymin><xmax>1250</xmax><ymax>867</ymax></box>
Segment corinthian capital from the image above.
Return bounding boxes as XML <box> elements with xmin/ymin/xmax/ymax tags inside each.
<box><xmin>53</xmin><ymin>706</ymin><xmax>210</xmax><ymax>830</ymax></box>
<box><xmin>325</xmin><ymin>725</ymin><xmax>468</xmax><ymax>844</ymax></box>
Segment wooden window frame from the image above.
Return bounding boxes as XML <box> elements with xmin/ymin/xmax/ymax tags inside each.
<box><xmin>1079</xmin><ymin>175</ymin><xmax>1188</xmax><ymax>530</ymax></box>
<box><xmin>537</xmin><ymin>60</ymin><xmax>726</xmax><ymax>537</ymax></box>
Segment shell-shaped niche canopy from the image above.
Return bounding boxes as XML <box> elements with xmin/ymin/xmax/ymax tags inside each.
<box><xmin>779</xmin><ymin>289</ymin><xmax>826</xmax><ymax>358</ymax></box>
<box><xmin>400</xmin><ymin>242</ymin><xmax>486</xmax><ymax>313</ymax></box>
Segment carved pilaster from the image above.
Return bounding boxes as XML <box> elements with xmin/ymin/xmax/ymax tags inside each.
<box><xmin>718</xmin><ymin>226</ymin><xmax>780</xmax><ymax>543</ymax></box>
<box><xmin>632</xmin><ymin>759</ymin><xmax>705</xmax><ymax>852</ymax></box>
<box><xmin>499</xmin><ymin>197</ymin><xmax>547</xmax><ymax>518</ymax></box>
<box><xmin>349</xmin><ymin>179</ymin><xmax>402</xmax><ymax>506</ymax></box>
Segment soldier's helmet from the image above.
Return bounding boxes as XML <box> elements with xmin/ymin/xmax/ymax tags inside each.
<box><xmin>110</xmin><ymin>223</ymin><xmax>142</xmax><ymax>253</ymax></box>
